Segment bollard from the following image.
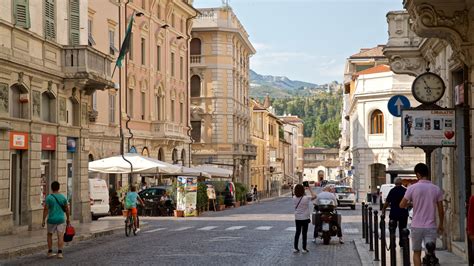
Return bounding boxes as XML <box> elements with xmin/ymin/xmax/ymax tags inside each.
<box><xmin>365</xmin><ymin>205</ymin><xmax>369</xmax><ymax>244</ymax></box>
<box><xmin>369</xmin><ymin>207</ymin><xmax>374</xmax><ymax>251</ymax></box>
<box><xmin>362</xmin><ymin>202</ymin><xmax>366</xmax><ymax>239</ymax></box>
<box><xmin>422</xmin><ymin>241</ymin><xmax>440</xmax><ymax>266</ymax></box>
<box><xmin>401</xmin><ymin>228</ymin><xmax>411</xmax><ymax>266</ymax></box>
<box><xmin>380</xmin><ymin>215</ymin><xmax>386</xmax><ymax>266</ymax></box>
<box><xmin>374</xmin><ymin>210</ymin><xmax>380</xmax><ymax>261</ymax></box>
<box><xmin>389</xmin><ymin>220</ymin><xmax>397</xmax><ymax>266</ymax></box>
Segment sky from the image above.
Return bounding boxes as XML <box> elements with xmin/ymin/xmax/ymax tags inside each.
<box><xmin>193</xmin><ymin>0</ymin><xmax>404</xmax><ymax>84</ymax></box>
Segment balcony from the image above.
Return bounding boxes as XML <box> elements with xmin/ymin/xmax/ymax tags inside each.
<box><xmin>233</xmin><ymin>143</ymin><xmax>257</xmax><ymax>159</ymax></box>
<box><xmin>190</xmin><ymin>55</ymin><xmax>205</xmax><ymax>67</ymax></box>
<box><xmin>63</xmin><ymin>46</ymin><xmax>115</xmax><ymax>93</ymax></box>
<box><xmin>152</xmin><ymin>121</ymin><xmax>189</xmax><ymax>141</ymax></box>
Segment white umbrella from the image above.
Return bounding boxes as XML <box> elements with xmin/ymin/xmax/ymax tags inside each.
<box><xmin>192</xmin><ymin>165</ymin><xmax>233</xmax><ymax>178</ymax></box>
<box><xmin>88</xmin><ymin>153</ymin><xmax>181</xmax><ymax>174</ymax></box>
<box><xmin>178</xmin><ymin>166</ymin><xmax>212</xmax><ymax>178</ymax></box>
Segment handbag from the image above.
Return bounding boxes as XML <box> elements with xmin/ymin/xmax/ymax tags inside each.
<box><xmin>63</xmin><ymin>224</ymin><xmax>75</xmax><ymax>242</ymax></box>
<box><xmin>52</xmin><ymin>194</ymin><xmax>67</xmax><ymax>213</ymax></box>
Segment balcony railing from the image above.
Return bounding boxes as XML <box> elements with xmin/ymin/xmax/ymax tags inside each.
<box><xmin>190</xmin><ymin>55</ymin><xmax>203</xmax><ymax>65</ymax></box>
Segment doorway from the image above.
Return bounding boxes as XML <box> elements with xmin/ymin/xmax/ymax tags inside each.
<box><xmin>10</xmin><ymin>151</ymin><xmax>23</xmax><ymax>226</ymax></box>
<box><xmin>67</xmin><ymin>153</ymin><xmax>74</xmax><ymax>214</ymax></box>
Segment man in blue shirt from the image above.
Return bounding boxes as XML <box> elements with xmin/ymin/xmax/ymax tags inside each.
<box><xmin>42</xmin><ymin>181</ymin><xmax>70</xmax><ymax>259</ymax></box>
<box><xmin>382</xmin><ymin>177</ymin><xmax>409</xmax><ymax>247</ymax></box>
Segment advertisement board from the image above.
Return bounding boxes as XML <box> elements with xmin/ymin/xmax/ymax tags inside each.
<box><xmin>176</xmin><ymin>176</ymin><xmax>197</xmax><ymax>217</ymax></box>
<box><xmin>401</xmin><ymin>109</ymin><xmax>456</xmax><ymax>147</ymax></box>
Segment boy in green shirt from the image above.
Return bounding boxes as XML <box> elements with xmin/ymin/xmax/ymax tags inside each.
<box><xmin>42</xmin><ymin>181</ymin><xmax>70</xmax><ymax>259</ymax></box>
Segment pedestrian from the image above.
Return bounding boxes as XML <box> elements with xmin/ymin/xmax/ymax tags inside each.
<box><xmin>42</xmin><ymin>181</ymin><xmax>70</xmax><ymax>259</ymax></box>
<box><xmin>293</xmin><ymin>184</ymin><xmax>316</xmax><ymax>253</ymax></box>
<box><xmin>253</xmin><ymin>185</ymin><xmax>259</xmax><ymax>203</ymax></box>
<box><xmin>382</xmin><ymin>177</ymin><xmax>409</xmax><ymax>247</ymax></box>
<box><xmin>312</xmin><ymin>185</ymin><xmax>344</xmax><ymax>244</ymax></box>
<box><xmin>400</xmin><ymin>163</ymin><xmax>444</xmax><ymax>266</ymax></box>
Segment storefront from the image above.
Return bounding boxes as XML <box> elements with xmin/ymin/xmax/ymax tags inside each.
<box><xmin>9</xmin><ymin>132</ymin><xmax>28</xmax><ymax>226</ymax></box>
<box><xmin>41</xmin><ymin>134</ymin><xmax>56</xmax><ymax>206</ymax></box>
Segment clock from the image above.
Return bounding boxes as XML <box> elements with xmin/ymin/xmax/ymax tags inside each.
<box><xmin>411</xmin><ymin>71</ymin><xmax>446</xmax><ymax>104</ymax></box>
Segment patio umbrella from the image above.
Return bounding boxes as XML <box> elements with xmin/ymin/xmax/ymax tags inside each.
<box><xmin>192</xmin><ymin>165</ymin><xmax>233</xmax><ymax>178</ymax></box>
<box><xmin>177</xmin><ymin>166</ymin><xmax>212</xmax><ymax>178</ymax></box>
<box><xmin>88</xmin><ymin>153</ymin><xmax>181</xmax><ymax>174</ymax></box>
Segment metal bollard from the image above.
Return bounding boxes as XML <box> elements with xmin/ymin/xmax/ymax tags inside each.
<box><xmin>380</xmin><ymin>215</ymin><xmax>386</xmax><ymax>266</ymax></box>
<box><xmin>389</xmin><ymin>220</ymin><xmax>397</xmax><ymax>266</ymax></box>
<box><xmin>374</xmin><ymin>210</ymin><xmax>380</xmax><ymax>261</ymax></box>
<box><xmin>401</xmin><ymin>228</ymin><xmax>411</xmax><ymax>266</ymax></box>
<box><xmin>369</xmin><ymin>207</ymin><xmax>374</xmax><ymax>251</ymax></box>
<box><xmin>422</xmin><ymin>241</ymin><xmax>439</xmax><ymax>266</ymax></box>
<box><xmin>365</xmin><ymin>205</ymin><xmax>369</xmax><ymax>244</ymax></box>
<box><xmin>362</xmin><ymin>202</ymin><xmax>366</xmax><ymax>239</ymax></box>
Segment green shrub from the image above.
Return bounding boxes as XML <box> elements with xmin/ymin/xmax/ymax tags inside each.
<box><xmin>217</xmin><ymin>195</ymin><xmax>225</xmax><ymax>205</ymax></box>
<box><xmin>197</xmin><ymin>182</ymin><xmax>208</xmax><ymax>212</ymax></box>
<box><xmin>234</xmin><ymin>182</ymin><xmax>247</xmax><ymax>203</ymax></box>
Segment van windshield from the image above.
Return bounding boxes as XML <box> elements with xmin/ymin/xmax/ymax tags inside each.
<box><xmin>335</xmin><ymin>187</ymin><xmax>354</xmax><ymax>193</ymax></box>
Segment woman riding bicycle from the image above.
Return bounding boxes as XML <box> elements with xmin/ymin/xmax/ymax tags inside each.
<box><xmin>124</xmin><ymin>186</ymin><xmax>145</xmax><ymax>233</ymax></box>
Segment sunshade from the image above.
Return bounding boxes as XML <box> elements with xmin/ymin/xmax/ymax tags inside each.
<box><xmin>192</xmin><ymin>165</ymin><xmax>233</xmax><ymax>178</ymax></box>
<box><xmin>88</xmin><ymin>153</ymin><xmax>181</xmax><ymax>174</ymax></box>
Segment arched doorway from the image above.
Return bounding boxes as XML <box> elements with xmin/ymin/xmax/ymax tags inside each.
<box><xmin>370</xmin><ymin>163</ymin><xmax>386</xmax><ymax>196</ymax></box>
<box><xmin>181</xmin><ymin>149</ymin><xmax>186</xmax><ymax>166</ymax></box>
<box><xmin>190</xmin><ymin>75</ymin><xmax>201</xmax><ymax>97</ymax></box>
<box><xmin>172</xmin><ymin>148</ymin><xmax>178</xmax><ymax>164</ymax></box>
<box><xmin>157</xmin><ymin>148</ymin><xmax>164</xmax><ymax>161</ymax></box>
<box><xmin>318</xmin><ymin>170</ymin><xmax>324</xmax><ymax>182</ymax></box>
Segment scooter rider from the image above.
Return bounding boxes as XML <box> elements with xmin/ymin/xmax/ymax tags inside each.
<box><xmin>313</xmin><ymin>185</ymin><xmax>344</xmax><ymax>244</ymax></box>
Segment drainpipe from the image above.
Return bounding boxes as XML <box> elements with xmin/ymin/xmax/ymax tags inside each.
<box><xmin>186</xmin><ymin>11</ymin><xmax>199</xmax><ymax>167</ymax></box>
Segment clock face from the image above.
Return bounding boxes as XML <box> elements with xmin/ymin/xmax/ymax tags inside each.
<box><xmin>412</xmin><ymin>72</ymin><xmax>446</xmax><ymax>104</ymax></box>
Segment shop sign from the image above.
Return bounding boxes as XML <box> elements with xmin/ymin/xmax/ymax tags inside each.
<box><xmin>67</xmin><ymin>137</ymin><xmax>77</xmax><ymax>153</ymax></box>
<box><xmin>401</xmin><ymin>109</ymin><xmax>456</xmax><ymax>147</ymax></box>
<box><xmin>9</xmin><ymin>132</ymin><xmax>28</xmax><ymax>150</ymax></box>
<box><xmin>42</xmin><ymin>134</ymin><xmax>56</xmax><ymax>150</ymax></box>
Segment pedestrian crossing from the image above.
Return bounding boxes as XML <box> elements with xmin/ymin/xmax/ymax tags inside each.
<box><xmin>144</xmin><ymin>225</ymin><xmax>361</xmax><ymax>234</ymax></box>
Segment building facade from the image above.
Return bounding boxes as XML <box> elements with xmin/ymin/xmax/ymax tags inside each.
<box><xmin>0</xmin><ymin>0</ymin><xmax>114</xmax><ymax>233</ymax></box>
<box><xmin>303</xmin><ymin>148</ymin><xmax>340</xmax><ymax>182</ymax></box>
<box><xmin>189</xmin><ymin>7</ymin><xmax>256</xmax><ymax>185</ymax></box>
<box><xmin>279</xmin><ymin>115</ymin><xmax>304</xmax><ymax>183</ymax></box>
<box><xmin>384</xmin><ymin>3</ymin><xmax>474</xmax><ymax>259</ymax></box>
<box><xmin>88</xmin><ymin>0</ymin><xmax>197</xmax><ymax>190</ymax></box>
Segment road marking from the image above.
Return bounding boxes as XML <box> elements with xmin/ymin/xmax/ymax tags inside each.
<box><xmin>225</xmin><ymin>226</ymin><xmax>246</xmax><ymax>231</ymax></box>
<box><xmin>145</xmin><ymin>228</ymin><xmax>167</xmax><ymax>233</ymax></box>
<box><xmin>198</xmin><ymin>226</ymin><xmax>218</xmax><ymax>231</ymax></box>
<box><xmin>255</xmin><ymin>226</ymin><xmax>272</xmax><ymax>231</ymax></box>
<box><xmin>172</xmin><ymin>226</ymin><xmax>193</xmax><ymax>231</ymax></box>
<box><xmin>343</xmin><ymin>228</ymin><xmax>359</xmax><ymax>234</ymax></box>
<box><xmin>208</xmin><ymin>236</ymin><xmax>242</xmax><ymax>242</ymax></box>
<box><xmin>285</xmin><ymin>227</ymin><xmax>296</xmax><ymax>231</ymax></box>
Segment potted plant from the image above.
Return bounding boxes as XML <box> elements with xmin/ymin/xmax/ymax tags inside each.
<box><xmin>217</xmin><ymin>195</ymin><xmax>225</xmax><ymax>211</ymax></box>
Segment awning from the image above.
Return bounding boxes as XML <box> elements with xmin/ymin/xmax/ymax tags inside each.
<box><xmin>192</xmin><ymin>165</ymin><xmax>233</xmax><ymax>178</ymax></box>
<box><xmin>88</xmin><ymin>153</ymin><xmax>182</xmax><ymax>174</ymax></box>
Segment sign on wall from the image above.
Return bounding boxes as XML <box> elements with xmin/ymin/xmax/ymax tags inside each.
<box><xmin>42</xmin><ymin>134</ymin><xmax>56</xmax><ymax>150</ymax></box>
<box><xmin>401</xmin><ymin>109</ymin><xmax>456</xmax><ymax>147</ymax></box>
<box><xmin>9</xmin><ymin>132</ymin><xmax>28</xmax><ymax>150</ymax></box>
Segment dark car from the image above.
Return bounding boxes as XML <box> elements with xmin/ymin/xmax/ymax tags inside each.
<box><xmin>138</xmin><ymin>186</ymin><xmax>168</xmax><ymax>202</ymax></box>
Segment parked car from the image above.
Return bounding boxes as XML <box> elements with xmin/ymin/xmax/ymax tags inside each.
<box><xmin>334</xmin><ymin>185</ymin><xmax>356</xmax><ymax>210</ymax></box>
<box><xmin>89</xmin><ymin>178</ymin><xmax>110</xmax><ymax>220</ymax></box>
<box><xmin>379</xmin><ymin>184</ymin><xmax>396</xmax><ymax>209</ymax></box>
<box><xmin>138</xmin><ymin>186</ymin><xmax>168</xmax><ymax>202</ymax></box>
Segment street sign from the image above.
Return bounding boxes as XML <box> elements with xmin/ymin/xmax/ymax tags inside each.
<box><xmin>388</xmin><ymin>95</ymin><xmax>411</xmax><ymax>117</ymax></box>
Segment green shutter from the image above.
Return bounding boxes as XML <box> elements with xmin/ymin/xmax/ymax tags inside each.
<box><xmin>14</xmin><ymin>0</ymin><xmax>30</xmax><ymax>29</ymax></box>
<box><xmin>44</xmin><ymin>0</ymin><xmax>56</xmax><ymax>40</ymax></box>
<box><xmin>69</xmin><ymin>0</ymin><xmax>80</xmax><ymax>45</ymax></box>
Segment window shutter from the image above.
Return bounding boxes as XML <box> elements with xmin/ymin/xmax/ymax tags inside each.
<box><xmin>44</xmin><ymin>0</ymin><xmax>56</xmax><ymax>40</ymax></box>
<box><xmin>69</xmin><ymin>0</ymin><xmax>80</xmax><ymax>45</ymax></box>
<box><xmin>14</xmin><ymin>0</ymin><xmax>30</xmax><ymax>29</ymax></box>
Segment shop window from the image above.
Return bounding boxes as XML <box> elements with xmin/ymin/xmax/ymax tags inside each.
<box><xmin>370</xmin><ymin>110</ymin><xmax>384</xmax><ymax>134</ymax></box>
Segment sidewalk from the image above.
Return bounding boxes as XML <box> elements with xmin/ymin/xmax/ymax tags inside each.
<box><xmin>354</xmin><ymin>237</ymin><xmax>468</xmax><ymax>266</ymax></box>
<box><xmin>0</xmin><ymin>219</ymin><xmax>140</xmax><ymax>260</ymax></box>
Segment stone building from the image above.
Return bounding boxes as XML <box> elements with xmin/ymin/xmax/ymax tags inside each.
<box><xmin>189</xmin><ymin>7</ymin><xmax>256</xmax><ymax>185</ymax></box>
<box><xmin>279</xmin><ymin>115</ymin><xmax>304</xmax><ymax>183</ymax></box>
<box><xmin>384</xmin><ymin>2</ymin><xmax>474</xmax><ymax>259</ymax></box>
<box><xmin>0</xmin><ymin>0</ymin><xmax>113</xmax><ymax>233</ymax></box>
<box><xmin>303</xmin><ymin>148</ymin><xmax>340</xmax><ymax>182</ymax></box>
<box><xmin>87</xmin><ymin>0</ymin><xmax>197</xmax><ymax>190</ymax></box>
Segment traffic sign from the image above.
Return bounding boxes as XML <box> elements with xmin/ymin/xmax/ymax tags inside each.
<box><xmin>388</xmin><ymin>95</ymin><xmax>410</xmax><ymax>117</ymax></box>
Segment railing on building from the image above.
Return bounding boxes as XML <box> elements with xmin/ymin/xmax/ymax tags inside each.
<box><xmin>190</xmin><ymin>55</ymin><xmax>202</xmax><ymax>64</ymax></box>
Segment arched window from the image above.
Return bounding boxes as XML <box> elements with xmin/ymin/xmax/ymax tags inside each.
<box><xmin>88</xmin><ymin>154</ymin><xmax>94</xmax><ymax>162</ymax></box>
<box><xmin>157</xmin><ymin>148</ymin><xmax>164</xmax><ymax>161</ymax></box>
<box><xmin>41</xmin><ymin>91</ymin><xmax>55</xmax><ymax>122</ymax></box>
<box><xmin>190</xmin><ymin>38</ymin><xmax>201</xmax><ymax>55</ymax></box>
<box><xmin>181</xmin><ymin>149</ymin><xmax>186</xmax><ymax>166</ymax></box>
<box><xmin>190</xmin><ymin>75</ymin><xmax>201</xmax><ymax>97</ymax></box>
<box><xmin>370</xmin><ymin>110</ymin><xmax>384</xmax><ymax>134</ymax></box>
<box><xmin>172</xmin><ymin>148</ymin><xmax>178</xmax><ymax>164</ymax></box>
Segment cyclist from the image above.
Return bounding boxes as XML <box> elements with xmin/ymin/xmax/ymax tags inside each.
<box><xmin>124</xmin><ymin>186</ymin><xmax>145</xmax><ymax>233</ymax></box>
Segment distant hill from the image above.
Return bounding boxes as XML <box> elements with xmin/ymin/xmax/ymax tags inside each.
<box><xmin>249</xmin><ymin>70</ymin><xmax>341</xmax><ymax>98</ymax></box>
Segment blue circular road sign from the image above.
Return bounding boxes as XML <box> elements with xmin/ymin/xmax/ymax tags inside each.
<box><xmin>387</xmin><ymin>95</ymin><xmax>411</xmax><ymax>117</ymax></box>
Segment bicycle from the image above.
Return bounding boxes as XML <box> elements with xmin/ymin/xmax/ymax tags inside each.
<box><xmin>124</xmin><ymin>209</ymin><xmax>139</xmax><ymax>237</ymax></box>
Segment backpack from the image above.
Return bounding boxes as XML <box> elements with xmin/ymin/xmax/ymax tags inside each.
<box><xmin>124</xmin><ymin>193</ymin><xmax>134</xmax><ymax>209</ymax></box>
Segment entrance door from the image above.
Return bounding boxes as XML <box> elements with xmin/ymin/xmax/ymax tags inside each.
<box><xmin>67</xmin><ymin>154</ymin><xmax>73</xmax><ymax>214</ymax></box>
<box><xmin>41</xmin><ymin>152</ymin><xmax>51</xmax><ymax>206</ymax></box>
<box><xmin>10</xmin><ymin>151</ymin><xmax>22</xmax><ymax>226</ymax></box>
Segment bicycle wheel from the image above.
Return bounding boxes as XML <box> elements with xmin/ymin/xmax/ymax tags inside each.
<box><xmin>125</xmin><ymin>216</ymin><xmax>132</xmax><ymax>237</ymax></box>
<box><xmin>132</xmin><ymin>216</ymin><xmax>137</xmax><ymax>236</ymax></box>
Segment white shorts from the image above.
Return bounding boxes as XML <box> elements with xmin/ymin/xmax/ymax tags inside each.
<box><xmin>411</xmin><ymin>227</ymin><xmax>437</xmax><ymax>251</ymax></box>
<box><xmin>47</xmin><ymin>223</ymin><xmax>65</xmax><ymax>234</ymax></box>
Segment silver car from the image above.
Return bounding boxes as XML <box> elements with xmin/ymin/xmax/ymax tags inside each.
<box><xmin>334</xmin><ymin>186</ymin><xmax>356</xmax><ymax>210</ymax></box>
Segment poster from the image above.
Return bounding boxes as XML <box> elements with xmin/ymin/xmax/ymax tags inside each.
<box><xmin>401</xmin><ymin>109</ymin><xmax>456</xmax><ymax>147</ymax></box>
<box><xmin>176</xmin><ymin>176</ymin><xmax>198</xmax><ymax>217</ymax></box>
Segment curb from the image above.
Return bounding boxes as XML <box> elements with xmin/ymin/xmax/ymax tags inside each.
<box><xmin>0</xmin><ymin>223</ymin><xmax>147</xmax><ymax>261</ymax></box>
<box><xmin>354</xmin><ymin>238</ymin><xmax>377</xmax><ymax>266</ymax></box>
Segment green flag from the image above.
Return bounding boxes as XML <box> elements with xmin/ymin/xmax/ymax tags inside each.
<box><xmin>115</xmin><ymin>12</ymin><xmax>135</xmax><ymax>68</ymax></box>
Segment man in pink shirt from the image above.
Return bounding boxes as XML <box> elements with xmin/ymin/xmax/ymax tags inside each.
<box><xmin>400</xmin><ymin>163</ymin><xmax>444</xmax><ymax>266</ymax></box>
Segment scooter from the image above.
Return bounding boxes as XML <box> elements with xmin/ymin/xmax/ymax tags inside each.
<box><xmin>312</xmin><ymin>198</ymin><xmax>341</xmax><ymax>245</ymax></box>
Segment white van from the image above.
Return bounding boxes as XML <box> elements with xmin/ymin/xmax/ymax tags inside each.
<box><xmin>89</xmin><ymin>178</ymin><xmax>110</xmax><ymax>220</ymax></box>
<box><xmin>379</xmin><ymin>183</ymin><xmax>396</xmax><ymax>208</ymax></box>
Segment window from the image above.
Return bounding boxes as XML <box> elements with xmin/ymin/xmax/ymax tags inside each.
<box><xmin>14</xmin><ymin>0</ymin><xmax>30</xmax><ymax>29</ymax></box>
<box><xmin>180</xmin><ymin>18</ymin><xmax>183</xmax><ymax>33</ymax></box>
<box><xmin>370</xmin><ymin>109</ymin><xmax>384</xmax><ymax>134</ymax></box>
<box><xmin>44</xmin><ymin>0</ymin><xmax>56</xmax><ymax>40</ymax></box>
<box><xmin>141</xmin><ymin>0</ymin><xmax>146</xmax><ymax>10</ymax></box>
<box><xmin>109</xmin><ymin>30</ymin><xmax>118</xmax><ymax>55</ymax></box>
<box><xmin>141</xmin><ymin>91</ymin><xmax>145</xmax><ymax>120</ymax></box>
<box><xmin>190</xmin><ymin>75</ymin><xmax>201</xmax><ymax>97</ymax></box>
<box><xmin>156</xmin><ymin>45</ymin><xmax>161</xmax><ymax>71</ymax></box>
<box><xmin>141</xmin><ymin>37</ymin><xmax>146</xmax><ymax>65</ymax></box>
<box><xmin>171</xmin><ymin>13</ymin><xmax>175</xmax><ymax>28</ymax></box>
<box><xmin>128</xmin><ymin>88</ymin><xmax>133</xmax><ymax>117</ymax></box>
<box><xmin>88</xmin><ymin>19</ymin><xmax>96</xmax><ymax>46</ymax></box>
<box><xmin>171</xmin><ymin>99</ymin><xmax>175</xmax><ymax>121</ymax></box>
<box><xmin>155</xmin><ymin>95</ymin><xmax>161</xmax><ymax>120</ymax></box>
<box><xmin>10</xmin><ymin>86</ymin><xmax>23</xmax><ymax>118</ymax></box>
<box><xmin>191</xmin><ymin>121</ymin><xmax>201</xmax><ymax>142</ymax></box>
<box><xmin>129</xmin><ymin>32</ymin><xmax>133</xmax><ymax>60</ymax></box>
<box><xmin>180</xmin><ymin>56</ymin><xmax>183</xmax><ymax>80</ymax></box>
<box><xmin>180</xmin><ymin>102</ymin><xmax>183</xmax><ymax>123</ymax></box>
<box><xmin>109</xmin><ymin>94</ymin><xmax>115</xmax><ymax>123</ymax></box>
<box><xmin>66</xmin><ymin>98</ymin><xmax>78</xmax><ymax>126</ymax></box>
<box><xmin>41</xmin><ymin>92</ymin><xmax>54</xmax><ymax>122</ymax></box>
<box><xmin>156</xmin><ymin>4</ymin><xmax>161</xmax><ymax>19</ymax></box>
<box><xmin>190</xmin><ymin>38</ymin><xmax>201</xmax><ymax>55</ymax></box>
<box><xmin>0</xmin><ymin>83</ymin><xmax>8</xmax><ymax>114</ymax></box>
<box><xmin>69</xmin><ymin>0</ymin><xmax>80</xmax><ymax>45</ymax></box>
<box><xmin>171</xmin><ymin>52</ymin><xmax>175</xmax><ymax>77</ymax></box>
